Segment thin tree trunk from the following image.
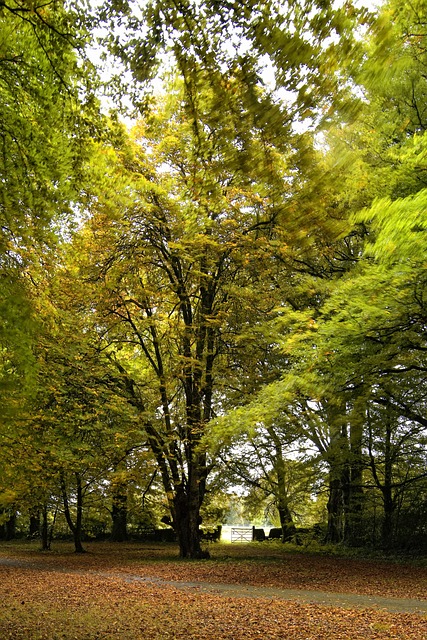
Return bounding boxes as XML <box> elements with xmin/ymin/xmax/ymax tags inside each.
<box><xmin>325</xmin><ymin>402</ymin><xmax>348</xmax><ymax>544</ymax></box>
<box><xmin>29</xmin><ymin>510</ymin><xmax>40</xmax><ymax>538</ymax></box>
<box><xmin>60</xmin><ymin>473</ymin><xmax>86</xmax><ymax>553</ymax></box>
<box><xmin>41</xmin><ymin>504</ymin><xmax>50</xmax><ymax>551</ymax></box>
<box><xmin>345</xmin><ymin>401</ymin><xmax>365</xmax><ymax>546</ymax></box>
<box><xmin>267</xmin><ymin>426</ymin><xmax>296</xmax><ymax>542</ymax></box>
<box><xmin>110</xmin><ymin>472</ymin><xmax>128</xmax><ymax>542</ymax></box>
<box><xmin>381</xmin><ymin>419</ymin><xmax>395</xmax><ymax>549</ymax></box>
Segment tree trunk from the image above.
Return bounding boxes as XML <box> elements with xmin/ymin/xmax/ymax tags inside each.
<box><xmin>173</xmin><ymin>469</ymin><xmax>208</xmax><ymax>559</ymax></box>
<box><xmin>0</xmin><ymin>511</ymin><xmax>16</xmax><ymax>540</ymax></box>
<box><xmin>277</xmin><ymin>504</ymin><xmax>297</xmax><ymax>542</ymax></box>
<box><xmin>29</xmin><ymin>511</ymin><xmax>40</xmax><ymax>538</ymax></box>
<box><xmin>381</xmin><ymin>488</ymin><xmax>395</xmax><ymax>549</ymax></box>
<box><xmin>345</xmin><ymin>403</ymin><xmax>365</xmax><ymax>546</ymax></box>
<box><xmin>267</xmin><ymin>426</ymin><xmax>296</xmax><ymax>542</ymax></box>
<box><xmin>325</xmin><ymin>402</ymin><xmax>348</xmax><ymax>544</ymax></box>
<box><xmin>381</xmin><ymin>419</ymin><xmax>395</xmax><ymax>549</ymax></box>
<box><xmin>61</xmin><ymin>472</ymin><xmax>86</xmax><ymax>553</ymax></box>
<box><xmin>110</xmin><ymin>480</ymin><xmax>128</xmax><ymax>542</ymax></box>
<box><xmin>326</xmin><ymin>475</ymin><xmax>344</xmax><ymax>543</ymax></box>
<box><xmin>345</xmin><ymin>476</ymin><xmax>365</xmax><ymax>546</ymax></box>
<box><xmin>41</xmin><ymin>505</ymin><xmax>50</xmax><ymax>551</ymax></box>
<box><xmin>74</xmin><ymin>474</ymin><xmax>85</xmax><ymax>552</ymax></box>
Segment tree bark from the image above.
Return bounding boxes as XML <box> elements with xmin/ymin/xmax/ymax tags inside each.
<box><xmin>0</xmin><ymin>511</ymin><xmax>16</xmax><ymax>541</ymax></box>
<box><xmin>345</xmin><ymin>401</ymin><xmax>365</xmax><ymax>546</ymax></box>
<box><xmin>41</xmin><ymin>505</ymin><xmax>50</xmax><ymax>551</ymax></box>
<box><xmin>381</xmin><ymin>418</ymin><xmax>395</xmax><ymax>549</ymax></box>
<box><xmin>368</xmin><ymin>409</ymin><xmax>397</xmax><ymax>549</ymax></box>
<box><xmin>267</xmin><ymin>426</ymin><xmax>296</xmax><ymax>542</ymax></box>
<box><xmin>325</xmin><ymin>402</ymin><xmax>348</xmax><ymax>544</ymax></box>
<box><xmin>110</xmin><ymin>470</ymin><xmax>128</xmax><ymax>542</ymax></box>
<box><xmin>173</xmin><ymin>484</ymin><xmax>207</xmax><ymax>559</ymax></box>
<box><xmin>326</xmin><ymin>475</ymin><xmax>344</xmax><ymax>543</ymax></box>
<box><xmin>61</xmin><ymin>472</ymin><xmax>86</xmax><ymax>553</ymax></box>
<box><xmin>29</xmin><ymin>510</ymin><xmax>40</xmax><ymax>538</ymax></box>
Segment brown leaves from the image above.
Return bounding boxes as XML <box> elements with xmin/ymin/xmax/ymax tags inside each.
<box><xmin>0</xmin><ymin>543</ymin><xmax>426</xmax><ymax>639</ymax></box>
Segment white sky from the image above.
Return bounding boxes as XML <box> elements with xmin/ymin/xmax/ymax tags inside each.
<box><xmin>86</xmin><ymin>0</ymin><xmax>384</xmax><ymax>128</ymax></box>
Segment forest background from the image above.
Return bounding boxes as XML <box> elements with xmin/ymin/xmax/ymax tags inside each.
<box><xmin>0</xmin><ymin>0</ymin><xmax>426</xmax><ymax>559</ymax></box>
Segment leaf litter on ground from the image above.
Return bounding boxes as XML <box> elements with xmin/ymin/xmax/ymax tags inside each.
<box><xmin>0</xmin><ymin>542</ymin><xmax>426</xmax><ymax>639</ymax></box>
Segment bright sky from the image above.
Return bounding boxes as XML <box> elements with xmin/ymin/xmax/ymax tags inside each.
<box><xmin>86</xmin><ymin>0</ymin><xmax>384</xmax><ymax>129</ymax></box>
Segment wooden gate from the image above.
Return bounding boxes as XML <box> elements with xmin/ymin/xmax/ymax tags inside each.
<box><xmin>230</xmin><ymin>527</ymin><xmax>254</xmax><ymax>543</ymax></box>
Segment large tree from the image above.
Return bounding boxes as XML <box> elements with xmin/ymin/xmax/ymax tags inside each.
<box><xmin>206</xmin><ymin>0</ymin><xmax>427</xmax><ymax>549</ymax></box>
<box><xmin>73</xmin><ymin>65</ymin><xmax>314</xmax><ymax>556</ymax></box>
<box><xmin>0</xmin><ymin>1</ymin><xmax>101</xmax><ymax>535</ymax></box>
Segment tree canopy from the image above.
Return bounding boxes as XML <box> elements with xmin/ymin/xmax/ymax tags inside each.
<box><xmin>1</xmin><ymin>0</ymin><xmax>426</xmax><ymax>557</ymax></box>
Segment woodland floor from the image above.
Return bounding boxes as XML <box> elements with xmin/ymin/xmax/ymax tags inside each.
<box><xmin>0</xmin><ymin>541</ymin><xmax>426</xmax><ymax>639</ymax></box>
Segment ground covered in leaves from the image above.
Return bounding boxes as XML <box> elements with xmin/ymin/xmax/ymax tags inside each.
<box><xmin>0</xmin><ymin>541</ymin><xmax>425</xmax><ymax>639</ymax></box>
